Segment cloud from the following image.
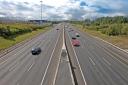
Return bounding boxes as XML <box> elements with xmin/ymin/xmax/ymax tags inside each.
<box><xmin>65</xmin><ymin>8</ymin><xmax>85</xmax><ymax>20</ymax></box>
<box><xmin>46</xmin><ymin>14</ymin><xmax>65</xmax><ymax>20</ymax></box>
<box><xmin>23</xmin><ymin>2</ymin><xmax>29</xmax><ymax>5</ymax></box>
<box><xmin>15</xmin><ymin>4</ymin><xmax>34</xmax><ymax>11</ymax></box>
<box><xmin>0</xmin><ymin>12</ymin><xmax>7</xmax><ymax>16</ymax></box>
<box><xmin>86</xmin><ymin>0</ymin><xmax>128</xmax><ymax>13</ymax></box>
<box><xmin>0</xmin><ymin>0</ymin><xmax>128</xmax><ymax>20</ymax></box>
<box><xmin>80</xmin><ymin>1</ymin><xmax>87</xmax><ymax>6</ymax></box>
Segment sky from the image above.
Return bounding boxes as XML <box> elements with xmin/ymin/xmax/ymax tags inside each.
<box><xmin>0</xmin><ymin>0</ymin><xmax>128</xmax><ymax>20</ymax></box>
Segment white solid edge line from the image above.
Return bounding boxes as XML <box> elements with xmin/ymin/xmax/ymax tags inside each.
<box><xmin>0</xmin><ymin>39</ymin><xmax>38</xmax><ymax>65</ymax></box>
<box><xmin>94</xmin><ymin>37</ymin><xmax>128</xmax><ymax>54</ymax></box>
<box><xmin>52</xmin><ymin>28</ymin><xmax>64</xmax><ymax>85</ymax></box>
<box><xmin>0</xmin><ymin>52</ymin><xmax>21</xmax><ymax>66</ymax></box>
<box><xmin>53</xmin><ymin>27</ymin><xmax>75</xmax><ymax>85</ymax></box>
<box><xmin>0</xmin><ymin>36</ymin><xmax>47</xmax><ymax>66</ymax></box>
<box><xmin>67</xmin><ymin>32</ymin><xmax>87</xmax><ymax>85</ymax></box>
<box><xmin>74</xmin><ymin>28</ymin><xmax>128</xmax><ymax>64</ymax></box>
<box><xmin>40</xmin><ymin>28</ymin><xmax>60</xmax><ymax>85</ymax></box>
<box><xmin>64</xmin><ymin>28</ymin><xmax>75</xmax><ymax>85</ymax></box>
<box><xmin>74</xmin><ymin>27</ymin><xmax>128</xmax><ymax>54</ymax></box>
<box><xmin>0</xmin><ymin>58</ymin><xmax>9</xmax><ymax>66</ymax></box>
<box><xmin>67</xmin><ymin>52</ymin><xmax>75</xmax><ymax>85</ymax></box>
<box><xmin>0</xmin><ymin>29</ymin><xmax>52</xmax><ymax>64</ymax></box>
<box><xmin>52</xmin><ymin>49</ymin><xmax>62</xmax><ymax>85</ymax></box>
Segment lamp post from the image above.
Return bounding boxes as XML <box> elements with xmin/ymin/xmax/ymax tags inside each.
<box><xmin>40</xmin><ymin>0</ymin><xmax>43</xmax><ymax>24</ymax></box>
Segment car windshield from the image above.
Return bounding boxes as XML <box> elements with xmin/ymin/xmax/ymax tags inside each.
<box><xmin>0</xmin><ymin>0</ymin><xmax>127</xmax><ymax>85</ymax></box>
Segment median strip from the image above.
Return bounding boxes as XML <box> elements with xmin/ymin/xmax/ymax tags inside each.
<box><xmin>65</xmin><ymin>28</ymin><xmax>87</xmax><ymax>85</ymax></box>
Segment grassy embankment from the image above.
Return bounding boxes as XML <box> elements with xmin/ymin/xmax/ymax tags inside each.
<box><xmin>72</xmin><ymin>22</ymin><xmax>128</xmax><ymax>49</ymax></box>
<box><xmin>0</xmin><ymin>23</ymin><xmax>51</xmax><ymax>50</ymax></box>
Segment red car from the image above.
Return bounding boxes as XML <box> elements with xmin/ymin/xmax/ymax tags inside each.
<box><xmin>72</xmin><ymin>39</ymin><xmax>80</xmax><ymax>46</ymax></box>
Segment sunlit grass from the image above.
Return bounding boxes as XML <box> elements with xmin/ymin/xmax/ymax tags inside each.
<box><xmin>0</xmin><ymin>27</ymin><xmax>50</xmax><ymax>50</ymax></box>
<box><xmin>74</xmin><ymin>24</ymin><xmax>128</xmax><ymax>49</ymax></box>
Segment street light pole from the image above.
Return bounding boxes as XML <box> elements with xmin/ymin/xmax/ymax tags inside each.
<box><xmin>40</xmin><ymin>0</ymin><xmax>43</xmax><ymax>24</ymax></box>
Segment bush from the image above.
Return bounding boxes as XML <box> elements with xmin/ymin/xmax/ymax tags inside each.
<box><xmin>0</xmin><ymin>23</ymin><xmax>49</xmax><ymax>38</ymax></box>
<box><xmin>99</xmin><ymin>24</ymin><xmax>126</xmax><ymax>36</ymax></box>
<box><xmin>101</xmin><ymin>28</ymin><xmax>107</xmax><ymax>34</ymax></box>
<box><xmin>73</xmin><ymin>16</ymin><xmax>128</xmax><ymax>36</ymax></box>
<box><xmin>121</xmin><ymin>26</ymin><xmax>128</xmax><ymax>35</ymax></box>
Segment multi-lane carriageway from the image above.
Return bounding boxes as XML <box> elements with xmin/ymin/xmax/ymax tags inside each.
<box><xmin>0</xmin><ymin>23</ymin><xmax>128</xmax><ymax>85</ymax></box>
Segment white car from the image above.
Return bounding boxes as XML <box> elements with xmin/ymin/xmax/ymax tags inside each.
<box><xmin>75</xmin><ymin>33</ymin><xmax>80</xmax><ymax>37</ymax></box>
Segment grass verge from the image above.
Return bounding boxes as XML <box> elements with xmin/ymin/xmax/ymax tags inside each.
<box><xmin>73</xmin><ymin>24</ymin><xmax>128</xmax><ymax>49</ymax></box>
<box><xmin>0</xmin><ymin>27</ymin><xmax>49</xmax><ymax>50</ymax></box>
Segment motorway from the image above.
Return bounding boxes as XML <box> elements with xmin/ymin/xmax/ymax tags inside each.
<box><xmin>0</xmin><ymin>23</ymin><xmax>69</xmax><ymax>85</ymax></box>
<box><xmin>0</xmin><ymin>23</ymin><xmax>128</xmax><ymax>85</ymax></box>
<box><xmin>65</xmin><ymin>24</ymin><xmax>128</xmax><ymax>85</ymax></box>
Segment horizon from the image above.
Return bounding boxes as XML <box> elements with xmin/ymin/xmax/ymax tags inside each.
<box><xmin>0</xmin><ymin>0</ymin><xmax>128</xmax><ymax>20</ymax></box>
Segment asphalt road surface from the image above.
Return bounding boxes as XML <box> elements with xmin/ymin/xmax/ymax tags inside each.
<box><xmin>0</xmin><ymin>23</ymin><xmax>128</xmax><ymax>85</ymax></box>
<box><xmin>0</xmin><ymin>24</ymin><xmax>64</xmax><ymax>85</ymax></box>
<box><xmin>65</xmin><ymin>24</ymin><xmax>128</xmax><ymax>85</ymax></box>
<box><xmin>54</xmin><ymin>30</ymin><xmax>75</xmax><ymax>85</ymax></box>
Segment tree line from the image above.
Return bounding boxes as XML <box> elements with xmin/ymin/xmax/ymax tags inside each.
<box><xmin>71</xmin><ymin>16</ymin><xmax>128</xmax><ymax>36</ymax></box>
<box><xmin>0</xmin><ymin>23</ymin><xmax>50</xmax><ymax>39</ymax></box>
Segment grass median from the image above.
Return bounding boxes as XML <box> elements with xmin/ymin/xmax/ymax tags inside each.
<box><xmin>73</xmin><ymin>24</ymin><xmax>128</xmax><ymax>49</ymax></box>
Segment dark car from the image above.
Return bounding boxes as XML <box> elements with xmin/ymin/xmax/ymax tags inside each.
<box><xmin>56</xmin><ymin>29</ymin><xmax>59</xmax><ymax>30</ymax></box>
<box><xmin>72</xmin><ymin>37</ymin><xmax>76</xmax><ymax>39</ymax></box>
<box><xmin>71</xmin><ymin>29</ymin><xmax>74</xmax><ymax>31</ymax></box>
<box><xmin>72</xmin><ymin>39</ymin><xmax>80</xmax><ymax>46</ymax></box>
<box><xmin>31</xmin><ymin>47</ymin><xmax>41</xmax><ymax>55</ymax></box>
